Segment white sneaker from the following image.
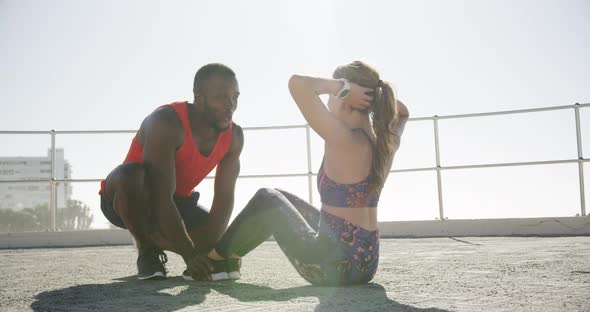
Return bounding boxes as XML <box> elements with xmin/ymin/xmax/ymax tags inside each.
<box><xmin>226</xmin><ymin>258</ymin><xmax>241</xmax><ymax>280</ymax></box>
<box><xmin>183</xmin><ymin>258</ymin><xmax>230</xmax><ymax>281</ymax></box>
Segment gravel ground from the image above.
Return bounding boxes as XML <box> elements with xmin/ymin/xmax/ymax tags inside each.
<box><xmin>1</xmin><ymin>237</ymin><xmax>589</xmax><ymax>312</ymax></box>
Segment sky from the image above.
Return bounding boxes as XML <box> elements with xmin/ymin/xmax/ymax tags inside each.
<box><xmin>1</xmin><ymin>0</ymin><xmax>589</xmax><ymax>229</ymax></box>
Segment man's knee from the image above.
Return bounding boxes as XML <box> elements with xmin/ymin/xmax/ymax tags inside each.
<box><xmin>118</xmin><ymin>163</ymin><xmax>147</xmax><ymax>188</ymax></box>
<box><xmin>106</xmin><ymin>163</ymin><xmax>151</xmax><ymax>223</ymax></box>
<box><xmin>110</xmin><ymin>162</ymin><xmax>149</xmax><ymax>196</ymax></box>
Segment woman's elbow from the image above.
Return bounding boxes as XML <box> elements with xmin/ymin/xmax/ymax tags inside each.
<box><xmin>397</xmin><ymin>100</ymin><xmax>410</xmax><ymax>119</ymax></box>
<box><xmin>288</xmin><ymin>74</ymin><xmax>303</xmax><ymax>91</ymax></box>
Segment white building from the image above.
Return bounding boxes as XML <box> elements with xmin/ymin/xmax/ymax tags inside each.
<box><xmin>0</xmin><ymin>149</ymin><xmax>71</xmax><ymax>210</ymax></box>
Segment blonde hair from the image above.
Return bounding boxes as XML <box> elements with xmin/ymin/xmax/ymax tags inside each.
<box><xmin>333</xmin><ymin>61</ymin><xmax>399</xmax><ymax>193</ymax></box>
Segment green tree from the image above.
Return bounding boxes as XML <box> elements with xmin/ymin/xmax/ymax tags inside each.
<box><xmin>0</xmin><ymin>199</ymin><xmax>94</xmax><ymax>232</ymax></box>
<box><xmin>57</xmin><ymin>199</ymin><xmax>94</xmax><ymax>230</ymax></box>
<box><xmin>0</xmin><ymin>204</ymin><xmax>49</xmax><ymax>232</ymax></box>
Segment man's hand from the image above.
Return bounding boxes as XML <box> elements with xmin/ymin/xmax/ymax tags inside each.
<box><xmin>184</xmin><ymin>251</ymin><xmax>214</xmax><ymax>281</ymax></box>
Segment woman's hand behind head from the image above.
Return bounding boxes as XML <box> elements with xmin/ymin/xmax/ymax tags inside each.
<box><xmin>343</xmin><ymin>83</ymin><xmax>373</xmax><ymax>111</ymax></box>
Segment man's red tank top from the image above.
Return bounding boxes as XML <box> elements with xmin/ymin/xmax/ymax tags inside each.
<box><xmin>99</xmin><ymin>101</ymin><xmax>233</xmax><ymax>197</ymax></box>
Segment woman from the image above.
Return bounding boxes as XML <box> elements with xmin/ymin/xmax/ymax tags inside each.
<box><xmin>204</xmin><ymin>61</ymin><xmax>409</xmax><ymax>285</ymax></box>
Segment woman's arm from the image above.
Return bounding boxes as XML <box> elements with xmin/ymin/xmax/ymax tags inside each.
<box><xmin>288</xmin><ymin>75</ymin><xmax>372</xmax><ymax>144</ymax></box>
<box><xmin>390</xmin><ymin>100</ymin><xmax>410</xmax><ymax>151</ymax></box>
<box><xmin>392</xmin><ymin>100</ymin><xmax>409</xmax><ymax>138</ymax></box>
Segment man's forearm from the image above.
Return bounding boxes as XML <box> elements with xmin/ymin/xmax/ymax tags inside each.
<box><xmin>157</xmin><ymin>201</ymin><xmax>195</xmax><ymax>258</ymax></box>
<box><xmin>206</xmin><ymin>196</ymin><xmax>234</xmax><ymax>245</ymax></box>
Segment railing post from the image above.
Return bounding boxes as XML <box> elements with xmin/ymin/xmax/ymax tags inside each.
<box><xmin>433</xmin><ymin>116</ymin><xmax>445</xmax><ymax>220</ymax></box>
<box><xmin>574</xmin><ymin>103</ymin><xmax>586</xmax><ymax>216</ymax></box>
<box><xmin>50</xmin><ymin>130</ymin><xmax>57</xmax><ymax>231</ymax></box>
<box><xmin>305</xmin><ymin>125</ymin><xmax>314</xmax><ymax>204</ymax></box>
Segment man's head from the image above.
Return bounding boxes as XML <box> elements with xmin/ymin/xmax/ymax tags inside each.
<box><xmin>193</xmin><ymin>63</ymin><xmax>239</xmax><ymax>131</ymax></box>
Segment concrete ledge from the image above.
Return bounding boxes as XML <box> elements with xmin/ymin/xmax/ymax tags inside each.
<box><xmin>1</xmin><ymin>217</ymin><xmax>589</xmax><ymax>249</ymax></box>
<box><xmin>0</xmin><ymin>229</ymin><xmax>133</xmax><ymax>249</ymax></box>
<box><xmin>379</xmin><ymin>216</ymin><xmax>590</xmax><ymax>237</ymax></box>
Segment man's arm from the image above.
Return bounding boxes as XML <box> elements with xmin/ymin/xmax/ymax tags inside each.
<box><xmin>204</xmin><ymin>125</ymin><xmax>244</xmax><ymax>248</ymax></box>
<box><xmin>139</xmin><ymin>108</ymin><xmax>196</xmax><ymax>259</ymax></box>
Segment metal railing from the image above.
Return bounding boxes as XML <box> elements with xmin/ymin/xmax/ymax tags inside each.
<box><xmin>1</xmin><ymin>103</ymin><xmax>589</xmax><ymax>231</ymax></box>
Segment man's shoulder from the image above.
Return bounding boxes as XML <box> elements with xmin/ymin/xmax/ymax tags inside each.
<box><xmin>144</xmin><ymin>105</ymin><xmax>182</xmax><ymax>129</ymax></box>
<box><xmin>231</xmin><ymin>122</ymin><xmax>243</xmax><ymax>136</ymax></box>
<box><xmin>227</xmin><ymin>122</ymin><xmax>244</xmax><ymax>155</ymax></box>
<box><xmin>138</xmin><ymin>105</ymin><xmax>184</xmax><ymax>144</ymax></box>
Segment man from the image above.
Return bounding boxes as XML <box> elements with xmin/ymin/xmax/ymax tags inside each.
<box><xmin>99</xmin><ymin>63</ymin><xmax>244</xmax><ymax>280</ymax></box>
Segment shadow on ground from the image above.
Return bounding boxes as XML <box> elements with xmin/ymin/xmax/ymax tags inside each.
<box><xmin>31</xmin><ymin>276</ymin><xmax>211</xmax><ymax>312</ymax></box>
<box><xmin>211</xmin><ymin>282</ymin><xmax>450</xmax><ymax>312</ymax></box>
<box><xmin>31</xmin><ymin>277</ymin><xmax>448</xmax><ymax>312</ymax></box>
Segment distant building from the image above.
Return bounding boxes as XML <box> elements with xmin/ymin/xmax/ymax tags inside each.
<box><xmin>0</xmin><ymin>149</ymin><xmax>71</xmax><ymax>210</ymax></box>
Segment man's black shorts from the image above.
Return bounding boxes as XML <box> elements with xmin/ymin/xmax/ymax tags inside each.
<box><xmin>100</xmin><ymin>191</ymin><xmax>208</xmax><ymax>231</ymax></box>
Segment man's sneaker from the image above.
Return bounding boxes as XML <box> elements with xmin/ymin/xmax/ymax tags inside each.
<box><xmin>137</xmin><ymin>249</ymin><xmax>167</xmax><ymax>280</ymax></box>
<box><xmin>183</xmin><ymin>258</ymin><xmax>229</xmax><ymax>281</ymax></box>
<box><xmin>226</xmin><ymin>258</ymin><xmax>241</xmax><ymax>280</ymax></box>
<box><xmin>182</xmin><ymin>269</ymin><xmax>194</xmax><ymax>281</ymax></box>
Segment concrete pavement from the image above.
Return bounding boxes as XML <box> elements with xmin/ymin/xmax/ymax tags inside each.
<box><xmin>1</xmin><ymin>237</ymin><xmax>589</xmax><ymax>311</ymax></box>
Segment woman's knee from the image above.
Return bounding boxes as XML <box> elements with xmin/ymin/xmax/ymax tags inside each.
<box><xmin>255</xmin><ymin>187</ymin><xmax>277</xmax><ymax>195</ymax></box>
<box><xmin>275</xmin><ymin>188</ymin><xmax>289</xmax><ymax>195</ymax></box>
<box><xmin>252</xmin><ymin>187</ymin><xmax>281</xmax><ymax>201</ymax></box>
<box><xmin>275</xmin><ymin>188</ymin><xmax>308</xmax><ymax>206</ymax></box>
<box><xmin>259</xmin><ymin>187</ymin><xmax>290</xmax><ymax>203</ymax></box>
<box><xmin>247</xmin><ymin>188</ymin><xmax>287</xmax><ymax>213</ymax></box>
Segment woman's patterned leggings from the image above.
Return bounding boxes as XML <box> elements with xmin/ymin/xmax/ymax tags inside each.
<box><xmin>214</xmin><ymin>188</ymin><xmax>379</xmax><ymax>286</ymax></box>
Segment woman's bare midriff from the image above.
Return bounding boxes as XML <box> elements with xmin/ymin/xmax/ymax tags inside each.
<box><xmin>322</xmin><ymin>205</ymin><xmax>378</xmax><ymax>231</ymax></box>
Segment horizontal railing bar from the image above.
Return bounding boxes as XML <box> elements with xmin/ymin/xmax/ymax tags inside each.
<box><xmin>436</xmin><ymin>104</ymin><xmax>581</xmax><ymax>120</ymax></box>
<box><xmin>205</xmin><ymin>173</ymin><xmax>311</xmax><ymax>179</ymax></box>
<box><xmin>407</xmin><ymin>117</ymin><xmax>436</xmax><ymax>122</ymax></box>
<box><xmin>391</xmin><ymin>167</ymin><xmax>438</xmax><ymax>173</ymax></box>
<box><xmin>441</xmin><ymin>159</ymin><xmax>579</xmax><ymax>170</ymax></box>
<box><xmin>52</xmin><ymin>130</ymin><xmax>136</xmax><ymax>134</ymax></box>
<box><xmin>0</xmin><ymin>174</ymin><xmax>315</xmax><ymax>183</ymax></box>
<box><xmin>53</xmin><ymin>126</ymin><xmax>308</xmax><ymax>134</ymax></box>
<box><xmin>0</xmin><ymin>126</ymin><xmax>307</xmax><ymax>135</ymax></box>
<box><xmin>1</xmin><ymin>158</ymin><xmax>584</xmax><ymax>183</ymax></box>
<box><xmin>54</xmin><ymin>178</ymin><xmax>102</xmax><ymax>183</ymax></box>
<box><xmin>0</xmin><ymin>179</ymin><xmax>52</xmax><ymax>183</ymax></box>
<box><xmin>2</xmin><ymin>104</ymin><xmax>589</xmax><ymax>135</ymax></box>
<box><xmin>0</xmin><ymin>131</ymin><xmax>52</xmax><ymax>134</ymax></box>
<box><xmin>411</xmin><ymin>103</ymin><xmax>590</xmax><ymax>121</ymax></box>
<box><xmin>243</xmin><ymin>125</ymin><xmax>307</xmax><ymax>131</ymax></box>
